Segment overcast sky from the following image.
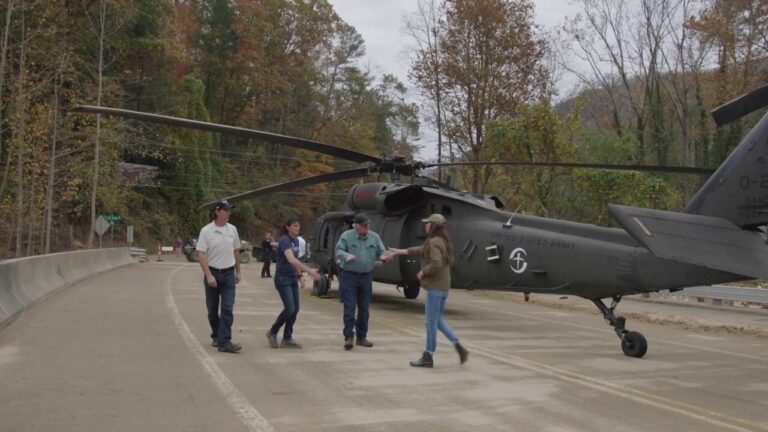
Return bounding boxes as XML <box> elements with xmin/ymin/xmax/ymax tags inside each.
<box><xmin>325</xmin><ymin>0</ymin><xmax>582</xmax><ymax>159</ymax></box>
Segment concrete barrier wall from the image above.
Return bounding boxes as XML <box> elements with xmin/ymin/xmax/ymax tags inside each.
<box><xmin>0</xmin><ymin>248</ymin><xmax>134</xmax><ymax>328</ymax></box>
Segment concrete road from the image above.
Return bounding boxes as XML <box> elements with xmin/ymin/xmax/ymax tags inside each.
<box><xmin>1</xmin><ymin>259</ymin><xmax>768</xmax><ymax>432</ymax></box>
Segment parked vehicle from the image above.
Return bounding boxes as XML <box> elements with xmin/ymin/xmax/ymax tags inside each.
<box><xmin>239</xmin><ymin>241</ymin><xmax>252</xmax><ymax>263</ymax></box>
<box><xmin>183</xmin><ymin>238</ymin><xmax>198</xmax><ymax>262</ymax></box>
<box><xmin>185</xmin><ymin>237</ymin><xmax>252</xmax><ymax>263</ymax></box>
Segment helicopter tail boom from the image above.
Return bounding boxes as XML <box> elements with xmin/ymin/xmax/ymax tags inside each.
<box><xmin>609</xmin><ymin>204</ymin><xmax>768</xmax><ymax>280</ymax></box>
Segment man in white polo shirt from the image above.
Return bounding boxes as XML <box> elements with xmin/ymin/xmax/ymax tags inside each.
<box><xmin>196</xmin><ymin>199</ymin><xmax>242</xmax><ymax>353</ymax></box>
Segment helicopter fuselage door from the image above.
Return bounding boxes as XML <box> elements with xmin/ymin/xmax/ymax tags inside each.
<box><xmin>373</xmin><ymin>216</ymin><xmax>405</xmax><ymax>283</ymax></box>
<box><xmin>312</xmin><ymin>213</ymin><xmax>352</xmax><ymax>275</ymax></box>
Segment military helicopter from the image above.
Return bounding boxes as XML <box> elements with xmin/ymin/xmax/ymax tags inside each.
<box><xmin>74</xmin><ymin>83</ymin><xmax>768</xmax><ymax>358</ymax></box>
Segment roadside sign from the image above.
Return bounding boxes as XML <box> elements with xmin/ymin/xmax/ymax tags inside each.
<box><xmin>127</xmin><ymin>226</ymin><xmax>134</xmax><ymax>244</ymax></box>
<box><xmin>95</xmin><ymin>216</ymin><xmax>110</xmax><ymax>236</ymax></box>
<box><xmin>104</xmin><ymin>213</ymin><xmax>121</xmax><ymax>225</ymax></box>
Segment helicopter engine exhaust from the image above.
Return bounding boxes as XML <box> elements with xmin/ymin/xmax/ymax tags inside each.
<box><xmin>347</xmin><ymin>183</ymin><xmax>426</xmax><ymax>214</ymax></box>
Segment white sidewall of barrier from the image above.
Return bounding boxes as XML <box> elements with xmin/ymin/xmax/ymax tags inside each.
<box><xmin>0</xmin><ymin>248</ymin><xmax>134</xmax><ymax>328</ymax></box>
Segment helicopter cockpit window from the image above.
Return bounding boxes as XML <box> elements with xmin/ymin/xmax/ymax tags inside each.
<box><xmin>320</xmin><ymin>224</ymin><xmax>330</xmax><ymax>250</ymax></box>
<box><xmin>382</xmin><ymin>186</ymin><xmax>424</xmax><ymax>212</ymax></box>
<box><xmin>485</xmin><ymin>244</ymin><xmax>501</xmax><ymax>263</ymax></box>
<box><xmin>441</xmin><ymin>205</ymin><xmax>452</xmax><ymax>216</ymax></box>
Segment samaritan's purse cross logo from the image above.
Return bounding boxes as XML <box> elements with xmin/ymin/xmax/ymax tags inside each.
<box><xmin>509</xmin><ymin>247</ymin><xmax>528</xmax><ymax>274</ymax></box>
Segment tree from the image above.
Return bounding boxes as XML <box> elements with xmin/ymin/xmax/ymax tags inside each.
<box><xmin>688</xmin><ymin>0</ymin><xmax>768</xmax><ymax>165</ymax></box>
<box><xmin>410</xmin><ymin>0</ymin><xmax>549</xmax><ymax>193</ymax></box>
<box><xmin>78</xmin><ymin>0</ymin><xmax>133</xmax><ymax>249</ymax></box>
<box><xmin>167</xmin><ymin>76</ymin><xmax>220</xmax><ymax>236</ymax></box>
<box><xmin>0</xmin><ymin>0</ymin><xmax>428</xmax><ymax>255</ymax></box>
<box><xmin>374</xmin><ymin>74</ymin><xmax>421</xmax><ymax>159</ymax></box>
<box><xmin>407</xmin><ymin>0</ymin><xmax>447</xmax><ymax>178</ymax></box>
<box><xmin>0</xmin><ymin>0</ymin><xmax>14</xmax><ymax>202</ymax></box>
<box><xmin>118</xmin><ymin>0</ymin><xmax>180</xmax><ymax>113</ymax></box>
<box><xmin>561</xmin><ymin>0</ymin><xmax>672</xmax><ymax>163</ymax></box>
<box><xmin>13</xmin><ymin>5</ymin><xmax>27</xmax><ymax>257</ymax></box>
<box><xmin>485</xmin><ymin>102</ymin><xmax>576</xmax><ymax>217</ymax></box>
<box><xmin>44</xmin><ymin>54</ymin><xmax>67</xmax><ymax>254</ymax></box>
<box><xmin>653</xmin><ymin>0</ymin><xmax>713</xmax><ymax>200</ymax></box>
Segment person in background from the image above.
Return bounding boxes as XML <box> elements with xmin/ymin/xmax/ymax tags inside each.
<box><xmin>196</xmin><ymin>200</ymin><xmax>242</xmax><ymax>354</ymax></box>
<box><xmin>334</xmin><ymin>213</ymin><xmax>394</xmax><ymax>350</ymax></box>
<box><xmin>297</xmin><ymin>234</ymin><xmax>307</xmax><ymax>262</ymax></box>
<box><xmin>297</xmin><ymin>233</ymin><xmax>307</xmax><ymax>288</ymax></box>
<box><xmin>260</xmin><ymin>232</ymin><xmax>275</xmax><ymax>278</ymax></box>
<box><xmin>388</xmin><ymin>213</ymin><xmax>468</xmax><ymax>368</ymax></box>
<box><xmin>175</xmin><ymin>237</ymin><xmax>183</xmax><ymax>257</ymax></box>
<box><xmin>266</xmin><ymin>219</ymin><xmax>321</xmax><ymax>349</ymax></box>
<box><xmin>156</xmin><ymin>240</ymin><xmax>164</xmax><ymax>262</ymax></box>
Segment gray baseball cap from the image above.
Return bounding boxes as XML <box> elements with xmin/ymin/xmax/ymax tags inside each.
<box><xmin>421</xmin><ymin>214</ymin><xmax>446</xmax><ymax>225</ymax></box>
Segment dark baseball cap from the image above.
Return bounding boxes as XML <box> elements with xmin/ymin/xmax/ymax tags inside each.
<box><xmin>214</xmin><ymin>199</ymin><xmax>234</xmax><ymax>210</ymax></box>
<box><xmin>353</xmin><ymin>213</ymin><xmax>370</xmax><ymax>225</ymax></box>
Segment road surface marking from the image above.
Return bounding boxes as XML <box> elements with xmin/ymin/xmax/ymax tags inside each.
<box><xmin>164</xmin><ymin>267</ymin><xmax>274</xmax><ymax>432</ymax></box>
<box><xmin>310</xmin><ymin>294</ymin><xmax>766</xmax><ymax>432</ymax></box>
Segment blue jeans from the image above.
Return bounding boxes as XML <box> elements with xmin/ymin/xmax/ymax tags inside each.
<box><xmin>425</xmin><ymin>288</ymin><xmax>458</xmax><ymax>353</ymax></box>
<box><xmin>339</xmin><ymin>270</ymin><xmax>372</xmax><ymax>339</ymax></box>
<box><xmin>270</xmin><ymin>274</ymin><xmax>300</xmax><ymax>340</ymax></box>
<box><xmin>204</xmin><ymin>268</ymin><xmax>236</xmax><ymax>345</ymax></box>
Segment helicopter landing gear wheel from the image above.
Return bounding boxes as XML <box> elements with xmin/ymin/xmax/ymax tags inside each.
<box><xmin>312</xmin><ymin>274</ymin><xmax>330</xmax><ymax>297</ymax></box>
<box><xmin>403</xmin><ymin>284</ymin><xmax>420</xmax><ymax>299</ymax></box>
<box><xmin>592</xmin><ymin>296</ymin><xmax>648</xmax><ymax>358</ymax></box>
<box><xmin>621</xmin><ymin>331</ymin><xmax>647</xmax><ymax>358</ymax></box>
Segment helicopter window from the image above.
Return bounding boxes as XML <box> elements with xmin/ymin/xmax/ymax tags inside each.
<box><xmin>382</xmin><ymin>186</ymin><xmax>425</xmax><ymax>212</ymax></box>
<box><xmin>485</xmin><ymin>244</ymin><xmax>501</xmax><ymax>263</ymax></box>
<box><xmin>441</xmin><ymin>205</ymin><xmax>452</xmax><ymax>216</ymax></box>
<box><xmin>461</xmin><ymin>240</ymin><xmax>476</xmax><ymax>260</ymax></box>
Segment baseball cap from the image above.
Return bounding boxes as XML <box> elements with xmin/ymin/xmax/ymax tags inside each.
<box><xmin>353</xmin><ymin>213</ymin><xmax>370</xmax><ymax>225</ymax></box>
<box><xmin>214</xmin><ymin>199</ymin><xmax>233</xmax><ymax>211</ymax></box>
<box><xmin>421</xmin><ymin>213</ymin><xmax>446</xmax><ymax>225</ymax></box>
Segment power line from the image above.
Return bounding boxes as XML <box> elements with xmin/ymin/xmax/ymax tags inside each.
<box><xmin>130</xmin><ymin>184</ymin><xmax>347</xmax><ymax>195</ymax></box>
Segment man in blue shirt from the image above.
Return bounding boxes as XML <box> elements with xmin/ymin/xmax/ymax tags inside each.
<box><xmin>335</xmin><ymin>213</ymin><xmax>393</xmax><ymax>350</ymax></box>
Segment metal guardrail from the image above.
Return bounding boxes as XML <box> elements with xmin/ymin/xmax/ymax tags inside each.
<box><xmin>673</xmin><ymin>285</ymin><xmax>768</xmax><ymax>304</ymax></box>
<box><xmin>129</xmin><ymin>247</ymin><xmax>147</xmax><ymax>262</ymax></box>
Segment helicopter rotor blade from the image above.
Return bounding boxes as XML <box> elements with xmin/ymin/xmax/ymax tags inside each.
<box><xmin>413</xmin><ymin>174</ymin><xmax>459</xmax><ymax>191</ymax></box>
<box><xmin>424</xmin><ymin>161</ymin><xmax>715</xmax><ymax>175</ymax></box>
<box><xmin>198</xmin><ymin>167</ymin><xmax>371</xmax><ymax>210</ymax></box>
<box><xmin>72</xmin><ymin>105</ymin><xmax>382</xmax><ymax>165</ymax></box>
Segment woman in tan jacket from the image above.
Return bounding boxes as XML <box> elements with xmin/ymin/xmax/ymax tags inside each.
<box><xmin>389</xmin><ymin>214</ymin><xmax>469</xmax><ymax>368</ymax></box>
